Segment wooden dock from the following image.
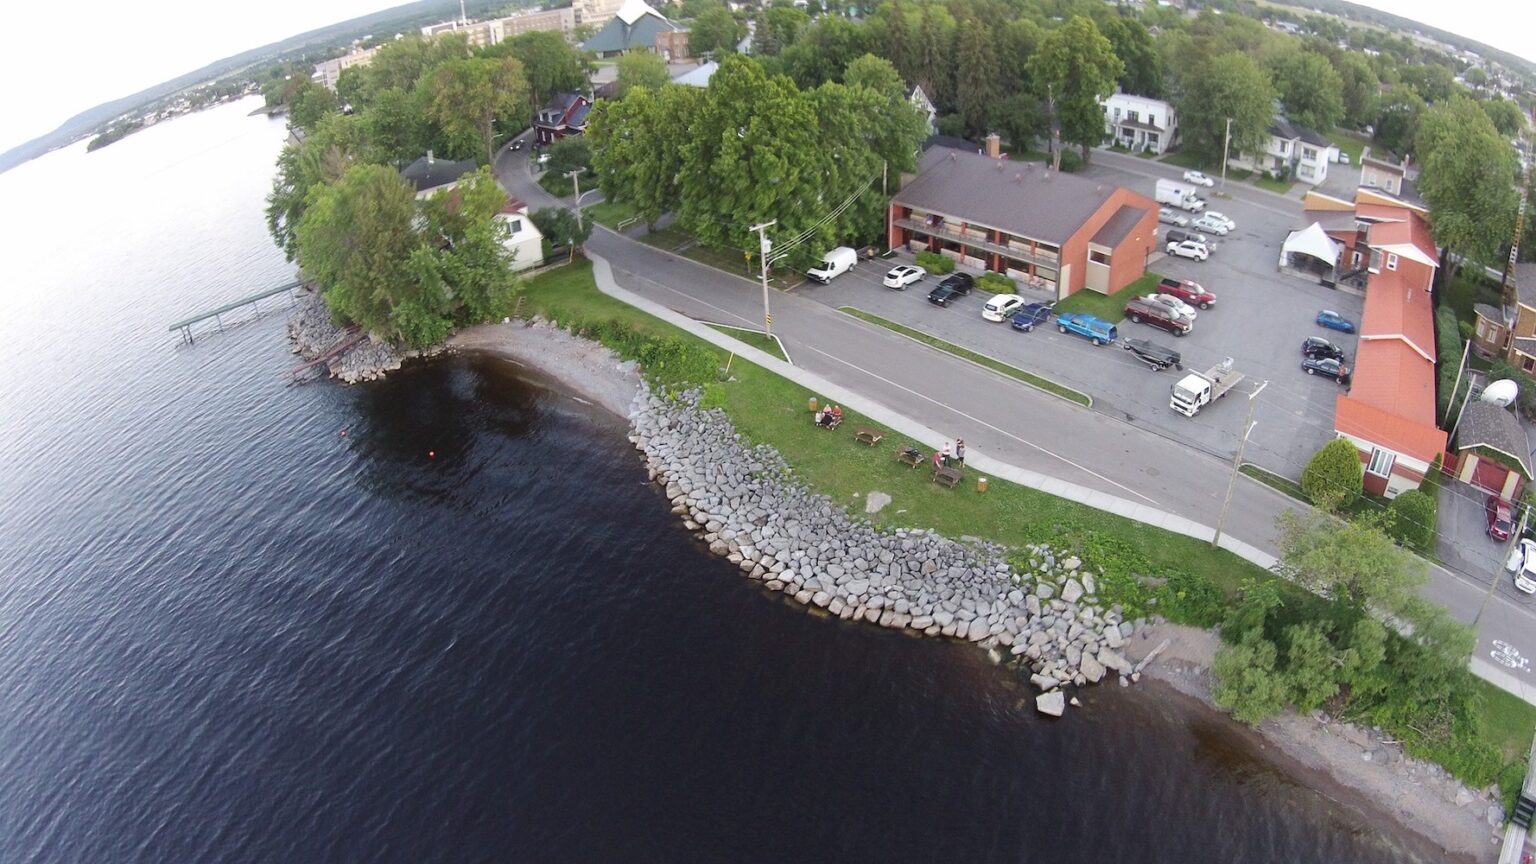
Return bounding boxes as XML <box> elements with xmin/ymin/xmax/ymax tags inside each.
<box><xmin>168</xmin><ymin>280</ymin><xmax>302</xmax><ymax>344</ymax></box>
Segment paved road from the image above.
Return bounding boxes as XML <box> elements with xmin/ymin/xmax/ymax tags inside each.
<box><xmin>493</xmin><ymin>135</ymin><xmax>1536</xmax><ymax>700</ymax></box>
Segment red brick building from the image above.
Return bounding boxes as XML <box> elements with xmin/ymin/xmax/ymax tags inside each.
<box><xmin>887</xmin><ymin>144</ymin><xmax>1158</xmax><ymax>300</ymax></box>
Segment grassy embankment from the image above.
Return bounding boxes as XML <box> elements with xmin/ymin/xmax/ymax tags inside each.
<box><xmin>1050</xmin><ymin>272</ymin><xmax>1162</xmax><ymax>322</ymax></box>
<box><xmin>837</xmin><ymin>308</ymin><xmax>1091</xmax><ymax>407</ymax></box>
<box><xmin>516</xmin><ymin>261</ymin><xmax>1536</xmax><ymax>795</ymax></box>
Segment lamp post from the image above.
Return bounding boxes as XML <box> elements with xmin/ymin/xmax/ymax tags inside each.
<box><xmin>1220</xmin><ymin>117</ymin><xmax>1233</xmax><ymax>192</ymax></box>
<box><xmin>751</xmin><ymin>220</ymin><xmax>776</xmax><ymax>336</ymax></box>
<box><xmin>1212</xmin><ymin>379</ymin><xmax>1269</xmax><ymax>550</ymax></box>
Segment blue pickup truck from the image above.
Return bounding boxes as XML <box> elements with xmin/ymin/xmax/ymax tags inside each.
<box><xmin>1055</xmin><ymin>312</ymin><xmax>1118</xmax><ymax>346</ymax></box>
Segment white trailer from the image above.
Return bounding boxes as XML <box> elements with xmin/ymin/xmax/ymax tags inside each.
<box><xmin>1170</xmin><ymin>358</ymin><xmax>1244</xmax><ymax>417</ymax></box>
<box><xmin>1155</xmin><ymin>178</ymin><xmax>1206</xmax><ymax>212</ymax></box>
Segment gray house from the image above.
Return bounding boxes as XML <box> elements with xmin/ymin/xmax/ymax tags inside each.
<box><xmin>582</xmin><ymin>0</ymin><xmax>681</xmax><ymax>57</ymax></box>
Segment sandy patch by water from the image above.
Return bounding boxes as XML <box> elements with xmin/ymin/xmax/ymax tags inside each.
<box><xmin>448</xmin><ymin>318</ymin><xmax>643</xmax><ymax>420</ymax></box>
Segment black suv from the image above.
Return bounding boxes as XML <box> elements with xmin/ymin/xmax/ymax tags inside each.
<box><xmin>1302</xmin><ymin>336</ymin><xmax>1346</xmax><ymax>362</ymax></box>
<box><xmin>926</xmin><ymin>273</ymin><xmax>975</xmax><ymax>306</ymax></box>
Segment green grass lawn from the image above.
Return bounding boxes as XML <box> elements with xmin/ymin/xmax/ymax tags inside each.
<box><xmin>515</xmin><ymin>261</ymin><xmax>1536</xmax><ymax>789</ymax></box>
<box><xmin>839</xmin><ymin>307</ymin><xmax>1091</xmax><ymax>406</ymax></box>
<box><xmin>583</xmin><ymin>200</ymin><xmax>638</xmax><ymax>230</ymax></box>
<box><xmin>1160</xmin><ymin>150</ymin><xmax>1207</xmax><ymax>170</ymax></box>
<box><xmin>1051</xmin><ymin>272</ymin><xmax>1162</xmax><ymax>322</ymax></box>
<box><xmin>641</xmin><ymin>226</ymin><xmax>796</xmax><ymax>286</ymax></box>
<box><xmin>538</xmin><ymin>172</ymin><xmax>573</xmax><ymax>198</ymax></box>
<box><xmin>1253</xmin><ymin>174</ymin><xmax>1295</xmax><ymax>195</ymax></box>
<box><xmin>706</xmin><ymin>324</ymin><xmax>788</xmax><ymax>361</ymax></box>
<box><xmin>1332</xmin><ymin>133</ymin><xmax>1367</xmax><ymax>167</ymax></box>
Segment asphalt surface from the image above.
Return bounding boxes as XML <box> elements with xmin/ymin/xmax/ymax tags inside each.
<box><xmin>494</xmin><ymin>134</ymin><xmax>1536</xmax><ymax>698</ymax></box>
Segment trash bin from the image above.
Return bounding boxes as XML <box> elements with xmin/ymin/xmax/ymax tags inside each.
<box><xmin>808</xmin><ymin>396</ymin><xmax>819</xmax><ymax>413</ymax></box>
<box><xmin>977</xmin><ymin>477</ymin><xmax>989</xmax><ymax>493</ymax></box>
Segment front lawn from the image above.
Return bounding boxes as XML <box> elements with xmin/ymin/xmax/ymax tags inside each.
<box><xmin>1051</xmin><ymin>272</ymin><xmax>1162</xmax><ymax>322</ymax></box>
<box><xmin>1253</xmin><ymin>174</ymin><xmax>1294</xmax><ymax>194</ymax></box>
<box><xmin>706</xmin><ymin>324</ymin><xmax>788</xmax><ymax>361</ymax></box>
<box><xmin>1160</xmin><ymin>150</ymin><xmax>1207</xmax><ymax>170</ymax></box>
<box><xmin>1332</xmin><ymin>133</ymin><xmax>1367</xmax><ymax>167</ymax></box>
<box><xmin>584</xmin><ymin>200</ymin><xmax>638</xmax><ymax>230</ymax></box>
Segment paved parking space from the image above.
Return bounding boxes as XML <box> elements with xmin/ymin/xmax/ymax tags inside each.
<box><xmin>1438</xmin><ymin>481</ymin><xmax>1535</xmax><ymax>609</ymax></box>
<box><xmin>800</xmin><ymin>159</ymin><xmax>1363</xmax><ymax>474</ymax></box>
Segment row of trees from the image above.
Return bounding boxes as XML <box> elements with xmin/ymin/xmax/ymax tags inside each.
<box><xmin>586</xmin><ymin>53</ymin><xmax>928</xmax><ymax>268</ymax></box>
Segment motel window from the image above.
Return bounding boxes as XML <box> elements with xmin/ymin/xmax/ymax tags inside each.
<box><xmin>1089</xmin><ymin>249</ymin><xmax>1110</xmax><ymax>265</ymax></box>
<box><xmin>1366</xmin><ymin>448</ymin><xmax>1395</xmax><ymax>478</ymax></box>
<box><xmin>1386</xmin><ymin>253</ymin><xmax>1399</xmax><ymax>271</ymax></box>
<box><xmin>1524</xmin><ymin>356</ymin><xmax>1536</xmax><ymax>374</ymax></box>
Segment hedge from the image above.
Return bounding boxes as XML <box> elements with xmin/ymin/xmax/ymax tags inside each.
<box><xmin>915</xmin><ymin>250</ymin><xmax>955</xmax><ymax>275</ymax></box>
<box><xmin>1435</xmin><ymin>306</ymin><xmax>1462</xmax><ymax>422</ymax></box>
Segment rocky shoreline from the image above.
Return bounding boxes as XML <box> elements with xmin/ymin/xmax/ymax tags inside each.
<box><xmin>630</xmin><ymin>388</ymin><xmax>1143</xmax><ymax>717</ymax></box>
<box><xmin>287</xmin><ymin>289</ymin><xmax>421</xmax><ymax>384</ymax></box>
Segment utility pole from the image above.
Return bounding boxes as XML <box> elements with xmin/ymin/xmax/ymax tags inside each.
<box><xmin>751</xmin><ymin>220</ymin><xmax>777</xmax><ymax>336</ymax></box>
<box><xmin>1475</xmin><ymin>503</ymin><xmax>1528</xmax><ymax>628</ymax></box>
<box><xmin>1212</xmin><ymin>379</ymin><xmax>1269</xmax><ymax>550</ymax></box>
<box><xmin>567</xmin><ymin>169</ymin><xmax>584</xmax><ymax>236</ymax></box>
<box><xmin>1219</xmin><ymin>117</ymin><xmax>1233</xmax><ymax>192</ymax></box>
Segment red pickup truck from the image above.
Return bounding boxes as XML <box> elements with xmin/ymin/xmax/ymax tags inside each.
<box><xmin>1157</xmin><ymin>277</ymin><xmax>1217</xmax><ymax>310</ymax></box>
<box><xmin>1124</xmin><ymin>296</ymin><xmax>1192</xmax><ymax>336</ymax></box>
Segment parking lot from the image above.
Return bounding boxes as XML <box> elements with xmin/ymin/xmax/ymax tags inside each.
<box><xmin>799</xmin><ymin>158</ymin><xmax>1365</xmax><ymax>477</ymax></box>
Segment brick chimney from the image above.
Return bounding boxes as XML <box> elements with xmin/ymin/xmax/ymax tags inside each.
<box><xmin>985</xmin><ymin>133</ymin><xmax>1001</xmax><ymax>158</ymax></box>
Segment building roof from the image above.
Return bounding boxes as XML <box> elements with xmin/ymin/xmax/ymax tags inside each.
<box><xmin>542</xmin><ymin>92</ymin><xmax>583</xmax><ymax>115</ymax></box>
<box><xmin>1300</xmin><ymin>208</ymin><xmax>1359</xmax><ymax>233</ymax></box>
<box><xmin>1358</xmin><ymin>268</ymin><xmax>1435</xmax><ymax>362</ymax></box>
<box><xmin>1334</xmin><ymin>387</ymin><xmax>1445</xmax><ymax>464</ymax></box>
<box><xmin>1090</xmin><ymin>204</ymin><xmax>1148</xmax><ymax>247</ymax></box>
<box><xmin>1456</xmin><ymin>401</ymin><xmax>1533</xmax><ymax>478</ymax></box>
<box><xmin>920</xmin><ymin>134</ymin><xmax>978</xmax><ymax>156</ymax></box>
<box><xmin>1515</xmin><ymin>262</ymin><xmax>1536</xmax><ymax>311</ymax></box>
<box><xmin>1282</xmin><ymin>222</ymin><xmax>1341</xmax><ymax>264</ymax></box>
<box><xmin>582</xmin><ymin>1</ymin><xmax>679</xmax><ymax>52</ymax></box>
<box><xmin>1474</xmin><ymin>302</ymin><xmax>1505</xmax><ymax>324</ymax></box>
<box><xmin>401</xmin><ymin>154</ymin><xmax>478</xmax><ymax>193</ymax></box>
<box><xmin>1361</xmin><ymin>152</ymin><xmax>1405</xmax><ymax>173</ymax></box>
<box><xmin>1356</xmin><ymin>181</ymin><xmax>1426</xmax><ymax>211</ymax></box>
<box><xmin>893</xmin><ymin>149</ymin><xmax>1119</xmax><ymax>245</ymax></box>
<box><xmin>672</xmin><ymin>60</ymin><xmax>717</xmax><ymax>88</ymax></box>
<box><xmin>1354</xmin><ymin>202</ymin><xmax>1408</xmax><ymax>224</ymax></box>
<box><xmin>1367</xmin><ymin>213</ymin><xmax>1438</xmax><ymax>269</ymax></box>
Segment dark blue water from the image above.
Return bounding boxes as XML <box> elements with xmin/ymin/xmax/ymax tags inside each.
<box><xmin>0</xmin><ymin>98</ymin><xmax>1454</xmax><ymax>863</ymax></box>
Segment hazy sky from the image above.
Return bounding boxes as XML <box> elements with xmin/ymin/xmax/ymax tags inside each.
<box><xmin>1</xmin><ymin>0</ymin><xmax>1533</xmax><ymax>153</ymax></box>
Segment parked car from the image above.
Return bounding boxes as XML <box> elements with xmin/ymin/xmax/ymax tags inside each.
<box><xmin>1055</xmin><ymin>312</ymin><xmax>1118</xmax><ymax>346</ymax></box>
<box><xmin>1203</xmin><ymin>211</ymin><xmax>1236</xmax><ymax>232</ymax></box>
<box><xmin>1182</xmin><ymin>170</ymin><xmax>1216</xmax><ymax>187</ymax></box>
<box><xmin>1301</xmin><ymin>356</ymin><xmax>1350</xmax><ymax>383</ymax></box>
<box><xmin>1125</xmin><ymin>296</ymin><xmax>1193</xmax><ymax>336</ymax></box>
<box><xmin>1191</xmin><ymin>213</ymin><xmax>1231</xmax><ymax>236</ymax></box>
<box><xmin>1158</xmin><ymin>208</ymin><xmax>1189</xmax><ymax>227</ymax></box>
<box><xmin>1163</xmin><ymin>229</ymin><xmax>1210</xmax><ymax>249</ymax></box>
<box><xmin>1166</xmin><ymin>240</ymin><xmax>1209</xmax><ymax>261</ymax></box>
<box><xmin>1301</xmin><ymin>336</ymin><xmax>1346</xmax><ymax>361</ymax></box>
<box><xmin>1316</xmin><ymin>309</ymin><xmax>1357</xmax><ymax>333</ymax></box>
<box><xmin>1487</xmin><ymin>495</ymin><xmax>1515</xmax><ymax>542</ymax></box>
<box><xmin>926</xmin><ymin>273</ymin><xmax>974</xmax><ymax>306</ymax></box>
<box><xmin>882</xmin><ymin>264</ymin><xmax>926</xmax><ymax>289</ymax></box>
<box><xmin>1010</xmin><ymin>302</ymin><xmax>1054</xmax><ymax>332</ymax></box>
<box><xmin>806</xmin><ymin>246</ymin><xmax>858</xmax><ymax>283</ymax></box>
<box><xmin>1147</xmin><ymin>293</ymin><xmax>1198</xmax><ymax>321</ymax></box>
<box><xmin>1157</xmin><ymin>277</ymin><xmax>1216</xmax><ymax>309</ymax></box>
<box><xmin>1506</xmin><ymin>537</ymin><xmax>1536</xmax><ymax>593</ymax></box>
<box><xmin>982</xmin><ymin>293</ymin><xmax>1026</xmax><ymax>322</ymax></box>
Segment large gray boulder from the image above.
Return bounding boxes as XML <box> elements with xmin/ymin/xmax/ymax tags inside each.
<box><xmin>1036</xmin><ymin>691</ymin><xmax>1066</xmax><ymax>717</ymax></box>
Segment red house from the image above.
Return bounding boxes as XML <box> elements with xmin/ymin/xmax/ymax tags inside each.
<box><xmin>534</xmin><ymin>93</ymin><xmax>592</xmax><ymax>146</ymax></box>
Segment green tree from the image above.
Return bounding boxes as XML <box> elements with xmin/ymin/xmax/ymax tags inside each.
<box><xmin>295</xmin><ymin>163</ymin><xmax>423</xmax><ymax>340</ymax></box>
<box><xmin>912</xmin><ymin>4</ymin><xmax>957</xmax><ymax>110</ymax></box>
<box><xmin>615</xmin><ymin>52</ymin><xmax>670</xmax><ymax>97</ymax></box>
<box><xmin>1372</xmin><ymin>84</ymin><xmax>1425</xmax><ymax>156</ymax></box>
<box><xmin>1399</xmin><ymin>63</ymin><xmax>1457</xmax><ymax>104</ymax></box>
<box><xmin>1283</xmin><ymin>622</ymin><xmax>1340</xmax><ymax>712</ymax></box>
<box><xmin>1272</xmin><ymin>50</ymin><xmax>1344</xmax><ymax>132</ymax></box>
<box><xmin>426</xmin><ymin>55</ymin><xmax>530</xmax><ymax>164</ymax></box>
<box><xmin>1100</xmin><ymin>16</ymin><xmax>1160</xmax><ymax>97</ymax></box>
<box><xmin>587</xmin><ymin>84</ymin><xmax>702</xmax><ymax>227</ymax></box>
<box><xmin>843</xmin><ymin>53</ymin><xmax>903</xmax><ymax>100</ymax></box>
<box><xmin>365</xmin><ymin>34</ymin><xmax>470</xmax><ymax>98</ymax></box>
<box><xmin>995</xmin><ymin>92</ymin><xmax>1047</xmax><ymax>151</ymax></box>
<box><xmin>1273</xmin><ymin>510</ymin><xmax>1428</xmax><ymax>616</ymax></box>
<box><xmin>1335</xmin><ymin>52</ymin><xmax>1379</xmax><ymax>130</ymax></box>
<box><xmin>873</xmin><ymin>0</ymin><xmax>914</xmax><ymax>83</ymax></box>
<box><xmin>493</xmin><ymin>31</ymin><xmax>589</xmax><ymax>121</ymax></box>
<box><xmin>266</xmin><ymin>113</ymin><xmax>368</xmax><ymax>259</ymax></box>
<box><xmin>1178</xmin><ymin>52</ymin><xmax>1278</xmax><ymax>164</ymax></box>
<box><xmin>691</xmin><ymin>6</ymin><xmax>745</xmax><ymax>56</ymax></box>
<box><xmin>529</xmin><ymin>206</ymin><xmax>592</xmax><ymax>259</ymax></box>
<box><xmin>758</xmin><ymin>5</ymin><xmax>809</xmax><ymax>55</ymax></box>
<box><xmin>1339</xmin><ymin>616</ymin><xmax>1388</xmax><ymax>699</ymax></box>
<box><xmin>780</xmin><ymin>17</ymin><xmax>871</xmax><ymax>89</ymax></box>
<box><xmin>1027</xmin><ymin>16</ymin><xmax>1125</xmax><ymax>163</ymax></box>
<box><xmin>1415</xmin><ymin>94</ymin><xmax>1520</xmax><ymax>284</ymax></box>
<box><xmin>955</xmin><ymin>18</ymin><xmax>1000</xmax><ymax>137</ymax></box>
<box><xmin>1300</xmin><ymin>437</ymin><xmax>1363</xmax><ymax>512</ymax></box>
<box><xmin>1385</xmin><ymin>488</ymin><xmax>1437</xmax><ymax>554</ymax></box>
<box><xmin>289</xmin><ymin>80</ymin><xmax>340</xmax><ymax>131</ymax></box>
<box><xmin>1480</xmin><ymin>96</ymin><xmax>1525</xmax><ymax>138</ymax></box>
<box><xmin>546</xmin><ymin>136</ymin><xmax>592</xmax><ymax>177</ymax></box>
<box><xmin>1464</xmin><ymin>67</ymin><xmax>1489</xmax><ymax>89</ymax></box>
<box><xmin>997</xmin><ymin>18</ymin><xmax>1043</xmax><ymax>98</ymax></box>
<box><xmin>415</xmin><ymin>167</ymin><xmax>520</xmax><ymax>325</ymax></box>
<box><xmin>1212</xmin><ymin>629</ymin><xmax>1289</xmax><ymax>725</ymax></box>
<box><xmin>361</xmin><ymin>87</ymin><xmax>433</xmax><ymax>166</ymax></box>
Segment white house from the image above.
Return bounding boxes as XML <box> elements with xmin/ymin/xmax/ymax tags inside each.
<box><xmin>496</xmin><ymin>199</ymin><xmax>545</xmax><ymax>272</ymax></box>
<box><xmin>1100</xmin><ymin>92</ymin><xmax>1178</xmax><ymax>155</ymax></box>
<box><xmin>1228</xmin><ymin>116</ymin><xmax>1338</xmax><ymax>185</ymax></box>
<box><xmin>908</xmin><ymin>85</ymin><xmax>938</xmax><ymax>137</ymax></box>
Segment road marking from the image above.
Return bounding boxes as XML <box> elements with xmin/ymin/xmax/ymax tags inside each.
<box><xmin>1490</xmin><ymin>639</ymin><xmax>1530</xmax><ymax>672</ymax></box>
<box><xmin>799</xmin><ymin>344</ymin><xmax>1162</xmax><ymax>506</ymax></box>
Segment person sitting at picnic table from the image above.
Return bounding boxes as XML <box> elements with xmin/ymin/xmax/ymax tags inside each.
<box><xmin>814</xmin><ymin>406</ymin><xmax>828</xmax><ymax>426</ymax></box>
<box><xmin>830</xmin><ymin>405</ymin><xmax>843</xmax><ymax>423</ymax></box>
<box><xmin>932</xmin><ymin>450</ymin><xmax>943</xmax><ymax>470</ymax></box>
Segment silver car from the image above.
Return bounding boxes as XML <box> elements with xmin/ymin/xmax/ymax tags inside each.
<box><xmin>1158</xmin><ymin>208</ymin><xmax>1189</xmax><ymax>227</ymax></box>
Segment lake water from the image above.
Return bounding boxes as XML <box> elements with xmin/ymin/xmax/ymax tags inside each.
<box><xmin>0</xmin><ymin>97</ymin><xmax>1449</xmax><ymax>863</ymax></box>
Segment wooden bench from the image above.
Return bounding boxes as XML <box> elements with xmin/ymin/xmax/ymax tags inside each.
<box><xmin>932</xmin><ymin>466</ymin><xmax>964</xmax><ymax>488</ymax></box>
<box><xmin>896</xmin><ymin>446</ymin><xmax>925</xmax><ymax>469</ymax></box>
<box><xmin>854</xmin><ymin>426</ymin><xmax>883</xmax><ymax>446</ymax></box>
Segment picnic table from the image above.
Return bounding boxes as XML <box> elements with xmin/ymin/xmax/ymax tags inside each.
<box><xmin>932</xmin><ymin>465</ymin><xmax>963</xmax><ymax>488</ymax></box>
<box><xmin>854</xmin><ymin>426</ymin><xmax>883</xmax><ymax>446</ymax></box>
<box><xmin>896</xmin><ymin>445</ymin><xmax>925</xmax><ymax>469</ymax></box>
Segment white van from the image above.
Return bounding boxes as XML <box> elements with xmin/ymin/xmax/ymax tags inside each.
<box><xmin>806</xmin><ymin>246</ymin><xmax>858</xmax><ymax>283</ymax></box>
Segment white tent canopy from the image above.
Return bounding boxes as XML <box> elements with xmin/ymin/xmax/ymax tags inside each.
<box><xmin>1281</xmin><ymin>222</ymin><xmax>1341</xmax><ymax>267</ymax></box>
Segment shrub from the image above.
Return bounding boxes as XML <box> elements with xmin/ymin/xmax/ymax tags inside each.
<box><xmin>1057</xmin><ymin>149</ymin><xmax>1083</xmax><ymax>173</ymax></box>
<box><xmin>936</xmin><ymin>113</ymin><xmax>966</xmax><ymax>138</ymax></box>
<box><xmin>1458</xmin><ymin>320</ymin><xmax>1473</xmax><ymax>342</ymax></box>
<box><xmin>1301</xmin><ymin>438</ymin><xmax>1363</xmax><ymax>511</ymax></box>
<box><xmin>976</xmin><ymin>272</ymin><xmax>1017</xmax><ymax>294</ymax></box>
<box><xmin>914</xmin><ymin>250</ymin><xmax>954</xmax><ymax>274</ymax></box>
<box><xmin>1386</xmin><ymin>488</ymin><xmax>1437</xmax><ymax>554</ymax></box>
<box><xmin>1156</xmin><ymin>570</ymin><xmax>1225</xmax><ymax>627</ymax></box>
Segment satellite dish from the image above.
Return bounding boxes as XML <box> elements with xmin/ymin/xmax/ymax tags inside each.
<box><xmin>1482</xmin><ymin>379</ymin><xmax>1519</xmax><ymax>408</ymax></box>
